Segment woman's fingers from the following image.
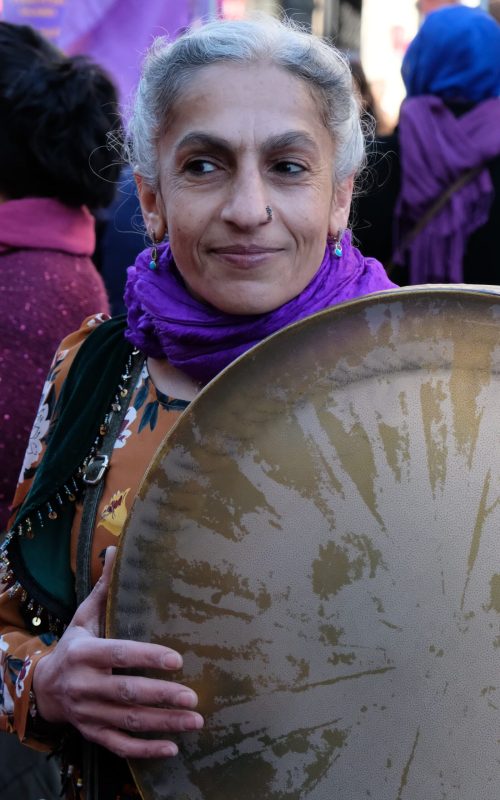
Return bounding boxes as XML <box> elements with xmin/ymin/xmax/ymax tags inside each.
<box><xmin>31</xmin><ymin>545</ymin><xmax>205</xmax><ymax>746</ymax></box>
<box><xmin>87</xmin><ymin>727</ymin><xmax>180</xmax><ymax>760</ymax></box>
<box><xmin>72</xmin><ymin>699</ymin><xmax>203</xmax><ymax>736</ymax></box>
<box><xmin>67</xmin><ymin>637</ymin><xmax>183</xmax><ymax>672</ymax></box>
<box><xmin>103</xmin><ymin>674</ymin><xmax>199</xmax><ymax>709</ymax></box>
<box><xmin>71</xmin><ymin>545</ymin><xmax>117</xmax><ymax>635</ymax></box>
<box><xmin>102</xmin><ymin>543</ymin><xmax>117</xmax><ymax>578</ymax></box>
<box><xmin>68</xmin><ymin>672</ymin><xmax>199</xmax><ymax>711</ymax></box>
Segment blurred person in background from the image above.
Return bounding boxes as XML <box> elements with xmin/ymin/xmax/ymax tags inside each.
<box><xmin>0</xmin><ymin>22</ymin><xmax>122</xmax><ymax>533</ymax></box>
<box><xmin>94</xmin><ymin>167</ymin><xmax>144</xmax><ymax>316</ymax></box>
<box><xmin>353</xmin><ymin>5</ymin><xmax>500</xmax><ymax>286</ymax></box>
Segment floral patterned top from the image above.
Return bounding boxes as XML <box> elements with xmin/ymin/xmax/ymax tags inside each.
<box><xmin>0</xmin><ymin>315</ymin><xmax>189</xmax><ymax>747</ymax></box>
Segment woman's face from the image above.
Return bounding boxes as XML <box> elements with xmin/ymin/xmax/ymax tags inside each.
<box><xmin>138</xmin><ymin>62</ymin><xmax>353</xmax><ymax>315</ymax></box>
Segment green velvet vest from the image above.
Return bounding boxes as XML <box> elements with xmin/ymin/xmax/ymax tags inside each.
<box><xmin>3</xmin><ymin>315</ymin><xmax>133</xmax><ymax>631</ymax></box>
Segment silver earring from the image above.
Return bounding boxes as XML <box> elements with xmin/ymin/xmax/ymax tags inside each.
<box><xmin>148</xmin><ymin>230</ymin><xmax>158</xmax><ymax>270</ymax></box>
<box><xmin>266</xmin><ymin>205</ymin><xmax>273</xmax><ymax>222</ymax></box>
<box><xmin>332</xmin><ymin>232</ymin><xmax>343</xmax><ymax>258</ymax></box>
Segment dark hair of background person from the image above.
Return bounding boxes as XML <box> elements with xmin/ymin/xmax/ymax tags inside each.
<box><xmin>0</xmin><ymin>22</ymin><xmax>122</xmax><ymax>208</ymax></box>
<box><xmin>348</xmin><ymin>57</ymin><xmax>381</xmax><ymax>134</ymax></box>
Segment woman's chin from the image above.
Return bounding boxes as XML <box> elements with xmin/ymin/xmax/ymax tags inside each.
<box><xmin>208</xmin><ymin>291</ymin><xmax>296</xmax><ymax>316</ymax></box>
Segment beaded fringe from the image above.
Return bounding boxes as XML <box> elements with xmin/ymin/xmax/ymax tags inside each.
<box><xmin>0</xmin><ymin>348</ymin><xmax>141</xmax><ymax>636</ymax></box>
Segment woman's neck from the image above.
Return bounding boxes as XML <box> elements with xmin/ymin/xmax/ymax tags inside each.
<box><xmin>147</xmin><ymin>356</ymin><xmax>201</xmax><ymax>402</ymax></box>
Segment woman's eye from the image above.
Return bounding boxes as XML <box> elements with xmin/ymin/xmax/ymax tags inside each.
<box><xmin>185</xmin><ymin>159</ymin><xmax>217</xmax><ymax>174</ymax></box>
<box><xmin>273</xmin><ymin>161</ymin><xmax>304</xmax><ymax>175</ymax></box>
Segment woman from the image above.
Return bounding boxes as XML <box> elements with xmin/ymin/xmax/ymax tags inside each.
<box><xmin>0</xmin><ymin>22</ymin><xmax>122</xmax><ymax>531</ymax></box>
<box><xmin>0</xmin><ymin>16</ymin><xmax>395</xmax><ymax>799</ymax></box>
<box><xmin>354</xmin><ymin>5</ymin><xmax>500</xmax><ymax>285</ymax></box>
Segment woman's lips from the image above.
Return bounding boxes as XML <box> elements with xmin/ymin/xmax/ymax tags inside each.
<box><xmin>210</xmin><ymin>245</ymin><xmax>283</xmax><ymax>267</ymax></box>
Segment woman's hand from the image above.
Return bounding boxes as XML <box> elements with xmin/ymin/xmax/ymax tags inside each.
<box><xmin>32</xmin><ymin>546</ymin><xmax>203</xmax><ymax>759</ymax></box>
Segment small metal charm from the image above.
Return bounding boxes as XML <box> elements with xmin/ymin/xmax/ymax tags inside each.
<box><xmin>332</xmin><ymin>232</ymin><xmax>343</xmax><ymax>258</ymax></box>
<box><xmin>149</xmin><ymin>230</ymin><xmax>159</xmax><ymax>270</ymax></box>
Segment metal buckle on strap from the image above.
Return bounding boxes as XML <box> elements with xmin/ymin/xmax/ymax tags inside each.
<box><xmin>82</xmin><ymin>454</ymin><xmax>110</xmax><ymax>486</ymax></box>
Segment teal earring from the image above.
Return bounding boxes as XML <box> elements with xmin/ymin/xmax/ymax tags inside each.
<box><xmin>332</xmin><ymin>232</ymin><xmax>343</xmax><ymax>258</ymax></box>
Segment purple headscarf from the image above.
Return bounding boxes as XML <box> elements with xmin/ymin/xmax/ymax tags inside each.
<box><xmin>393</xmin><ymin>96</ymin><xmax>500</xmax><ymax>284</ymax></box>
<box><xmin>125</xmin><ymin>231</ymin><xmax>396</xmax><ymax>385</ymax></box>
<box><xmin>394</xmin><ymin>7</ymin><xmax>500</xmax><ymax>284</ymax></box>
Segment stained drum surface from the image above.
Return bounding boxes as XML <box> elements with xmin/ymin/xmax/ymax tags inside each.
<box><xmin>107</xmin><ymin>287</ymin><xmax>500</xmax><ymax>800</ymax></box>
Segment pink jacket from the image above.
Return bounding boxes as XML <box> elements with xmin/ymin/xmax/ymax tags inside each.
<box><xmin>0</xmin><ymin>198</ymin><xmax>110</xmax><ymax>530</ymax></box>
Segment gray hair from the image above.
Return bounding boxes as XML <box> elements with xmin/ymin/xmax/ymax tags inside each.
<box><xmin>127</xmin><ymin>15</ymin><xmax>365</xmax><ymax>191</ymax></box>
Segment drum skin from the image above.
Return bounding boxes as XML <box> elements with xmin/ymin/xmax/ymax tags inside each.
<box><xmin>107</xmin><ymin>286</ymin><xmax>500</xmax><ymax>800</ymax></box>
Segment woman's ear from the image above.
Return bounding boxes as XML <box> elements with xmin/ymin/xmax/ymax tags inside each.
<box><xmin>135</xmin><ymin>173</ymin><xmax>167</xmax><ymax>240</ymax></box>
<box><xmin>328</xmin><ymin>175</ymin><xmax>354</xmax><ymax>237</ymax></box>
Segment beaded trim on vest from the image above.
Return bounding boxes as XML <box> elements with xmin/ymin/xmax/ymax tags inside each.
<box><xmin>0</xmin><ymin>347</ymin><xmax>142</xmax><ymax>637</ymax></box>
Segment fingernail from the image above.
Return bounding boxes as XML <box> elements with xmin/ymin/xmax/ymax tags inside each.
<box><xmin>177</xmin><ymin>690</ymin><xmax>198</xmax><ymax>708</ymax></box>
<box><xmin>185</xmin><ymin>714</ymin><xmax>205</xmax><ymax>730</ymax></box>
<box><xmin>162</xmin><ymin>743</ymin><xmax>178</xmax><ymax>757</ymax></box>
<box><xmin>162</xmin><ymin>651</ymin><xmax>182</xmax><ymax>670</ymax></box>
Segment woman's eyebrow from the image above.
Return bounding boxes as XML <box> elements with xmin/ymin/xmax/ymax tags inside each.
<box><xmin>174</xmin><ymin>130</ymin><xmax>320</xmax><ymax>156</ymax></box>
<box><xmin>175</xmin><ymin>132</ymin><xmax>230</xmax><ymax>154</ymax></box>
<box><xmin>263</xmin><ymin>131</ymin><xmax>320</xmax><ymax>155</ymax></box>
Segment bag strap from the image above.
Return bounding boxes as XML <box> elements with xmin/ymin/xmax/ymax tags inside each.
<box><xmin>75</xmin><ymin>349</ymin><xmax>144</xmax><ymax>800</ymax></box>
<box><xmin>76</xmin><ymin>349</ymin><xmax>145</xmax><ymax>605</ymax></box>
<box><xmin>388</xmin><ymin>165</ymin><xmax>483</xmax><ymax>274</ymax></box>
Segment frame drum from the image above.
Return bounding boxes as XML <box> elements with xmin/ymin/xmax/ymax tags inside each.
<box><xmin>107</xmin><ymin>286</ymin><xmax>500</xmax><ymax>800</ymax></box>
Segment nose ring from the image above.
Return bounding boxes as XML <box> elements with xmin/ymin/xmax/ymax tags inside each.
<box><xmin>266</xmin><ymin>205</ymin><xmax>273</xmax><ymax>222</ymax></box>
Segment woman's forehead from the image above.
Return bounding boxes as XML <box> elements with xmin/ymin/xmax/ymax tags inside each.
<box><xmin>160</xmin><ymin>62</ymin><xmax>331</xmax><ymax>153</ymax></box>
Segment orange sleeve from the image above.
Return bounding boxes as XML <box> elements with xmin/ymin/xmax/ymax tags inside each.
<box><xmin>0</xmin><ymin>586</ymin><xmax>57</xmax><ymax>749</ymax></box>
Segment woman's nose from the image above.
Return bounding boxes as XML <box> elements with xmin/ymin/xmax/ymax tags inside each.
<box><xmin>221</xmin><ymin>167</ymin><xmax>269</xmax><ymax>229</ymax></box>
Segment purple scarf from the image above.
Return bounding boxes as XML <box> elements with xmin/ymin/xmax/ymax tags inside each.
<box><xmin>125</xmin><ymin>231</ymin><xmax>395</xmax><ymax>384</ymax></box>
<box><xmin>394</xmin><ymin>96</ymin><xmax>500</xmax><ymax>284</ymax></box>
